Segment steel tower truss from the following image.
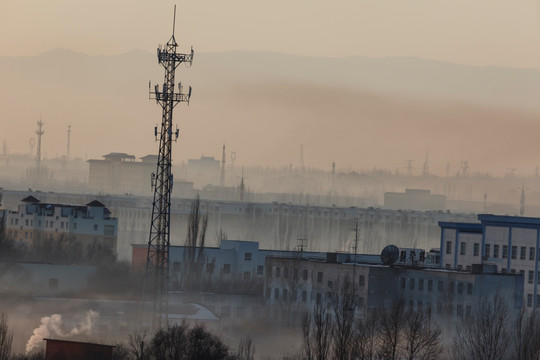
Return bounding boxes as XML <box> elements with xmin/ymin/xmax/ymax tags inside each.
<box><xmin>146</xmin><ymin>19</ymin><xmax>193</xmax><ymax>329</ymax></box>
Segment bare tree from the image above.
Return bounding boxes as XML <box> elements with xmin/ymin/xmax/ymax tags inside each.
<box><xmin>301</xmin><ymin>302</ymin><xmax>333</xmax><ymax>360</ymax></box>
<box><xmin>377</xmin><ymin>298</ymin><xmax>405</xmax><ymax>360</ymax></box>
<box><xmin>352</xmin><ymin>310</ymin><xmax>379</xmax><ymax>360</ymax></box>
<box><xmin>0</xmin><ymin>313</ymin><xmax>12</xmax><ymax>360</ymax></box>
<box><xmin>452</xmin><ymin>294</ymin><xmax>512</xmax><ymax>360</ymax></box>
<box><xmin>331</xmin><ymin>276</ymin><xmax>357</xmax><ymax>360</ymax></box>
<box><xmin>401</xmin><ymin>309</ymin><xmax>442</xmax><ymax>360</ymax></box>
<box><xmin>128</xmin><ymin>329</ymin><xmax>150</xmax><ymax>360</ymax></box>
<box><xmin>237</xmin><ymin>337</ymin><xmax>256</xmax><ymax>360</ymax></box>
<box><xmin>513</xmin><ymin>308</ymin><xmax>540</xmax><ymax>360</ymax></box>
<box><xmin>183</xmin><ymin>195</ymin><xmax>209</xmax><ymax>291</ymax></box>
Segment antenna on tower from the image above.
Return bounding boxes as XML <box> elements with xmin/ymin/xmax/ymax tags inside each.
<box><xmin>172</xmin><ymin>4</ymin><xmax>176</xmax><ymax>37</ymax></box>
<box><xmin>145</xmin><ymin>6</ymin><xmax>194</xmax><ymax>330</ymax></box>
<box><xmin>35</xmin><ymin>117</ymin><xmax>45</xmax><ymax>176</ymax></box>
<box><xmin>520</xmin><ymin>180</ymin><xmax>526</xmax><ymax>216</ymax></box>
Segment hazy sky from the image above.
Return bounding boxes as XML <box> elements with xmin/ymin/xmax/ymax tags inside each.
<box><xmin>2</xmin><ymin>0</ymin><xmax>540</xmax><ymax>68</ymax></box>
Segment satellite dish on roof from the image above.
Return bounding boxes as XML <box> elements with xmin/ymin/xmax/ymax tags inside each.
<box><xmin>381</xmin><ymin>245</ymin><xmax>399</xmax><ymax>265</ymax></box>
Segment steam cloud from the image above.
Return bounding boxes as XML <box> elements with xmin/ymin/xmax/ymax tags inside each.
<box><xmin>25</xmin><ymin>310</ymin><xmax>98</xmax><ymax>354</ymax></box>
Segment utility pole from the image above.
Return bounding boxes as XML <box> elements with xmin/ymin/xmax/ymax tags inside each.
<box><xmin>66</xmin><ymin>125</ymin><xmax>71</xmax><ymax>161</ymax></box>
<box><xmin>220</xmin><ymin>144</ymin><xmax>226</xmax><ymax>186</ymax></box>
<box><xmin>145</xmin><ymin>5</ymin><xmax>193</xmax><ymax>330</ymax></box>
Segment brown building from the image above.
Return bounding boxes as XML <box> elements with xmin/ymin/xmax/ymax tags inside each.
<box><xmin>44</xmin><ymin>339</ymin><xmax>113</xmax><ymax>360</ymax></box>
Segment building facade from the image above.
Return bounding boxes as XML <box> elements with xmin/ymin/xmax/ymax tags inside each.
<box><xmin>88</xmin><ymin>152</ymin><xmax>156</xmax><ymax>195</ymax></box>
<box><xmin>5</xmin><ymin>196</ymin><xmax>118</xmax><ymax>252</ymax></box>
<box><xmin>440</xmin><ymin>214</ymin><xmax>540</xmax><ymax>310</ymax></box>
<box><xmin>265</xmin><ymin>256</ymin><xmax>523</xmax><ymax>324</ymax></box>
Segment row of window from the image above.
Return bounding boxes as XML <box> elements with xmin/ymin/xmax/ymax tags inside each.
<box><xmin>272</xmin><ymin>266</ymin><xmax>366</xmax><ymax>287</ymax></box>
<box><xmin>407</xmin><ymin>300</ymin><xmax>472</xmax><ymax>318</ymax></box>
<box><xmin>526</xmin><ymin>294</ymin><xmax>540</xmax><ymax>307</ymax></box>
<box><xmin>171</xmin><ymin>261</ymin><xmax>264</xmax><ymax>277</ymax></box>
<box><xmin>400</xmin><ymin>278</ymin><xmax>474</xmax><ymax>295</ymax></box>
<box><xmin>448</xmin><ymin>241</ymin><xmax>538</xmax><ymax>262</ymax></box>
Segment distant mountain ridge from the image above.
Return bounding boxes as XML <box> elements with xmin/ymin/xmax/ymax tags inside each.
<box><xmin>1</xmin><ymin>48</ymin><xmax>539</xmax><ymax>173</ymax></box>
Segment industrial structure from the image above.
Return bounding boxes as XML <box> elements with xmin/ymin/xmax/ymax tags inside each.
<box><xmin>145</xmin><ymin>7</ymin><xmax>193</xmax><ymax>329</ymax></box>
<box><xmin>35</xmin><ymin>118</ymin><xmax>44</xmax><ymax>177</ymax></box>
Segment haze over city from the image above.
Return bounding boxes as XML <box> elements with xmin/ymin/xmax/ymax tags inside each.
<box><xmin>2</xmin><ymin>0</ymin><xmax>540</xmax><ymax>175</ymax></box>
<box><xmin>3</xmin><ymin>1</ymin><xmax>540</xmax><ymax>359</ymax></box>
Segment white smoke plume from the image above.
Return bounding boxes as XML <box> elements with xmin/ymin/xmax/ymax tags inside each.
<box><xmin>25</xmin><ymin>310</ymin><xmax>98</xmax><ymax>354</ymax></box>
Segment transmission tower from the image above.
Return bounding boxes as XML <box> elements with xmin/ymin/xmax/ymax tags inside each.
<box><xmin>35</xmin><ymin>118</ymin><xmax>44</xmax><ymax>176</ymax></box>
<box><xmin>145</xmin><ymin>6</ymin><xmax>193</xmax><ymax>330</ymax></box>
<box><xmin>422</xmin><ymin>152</ymin><xmax>429</xmax><ymax>177</ymax></box>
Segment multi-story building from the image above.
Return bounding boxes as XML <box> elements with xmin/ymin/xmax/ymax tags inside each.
<box><xmin>88</xmin><ymin>152</ymin><xmax>157</xmax><ymax>195</ymax></box>
<box><xmin>265</xmin><ymin>255</ymin><xmax>523</xmax><ymax>325</ymax></box>
<box><xmin>5</xmin><ymin>196</ymin><xmax>118</xmax><ymax>252</ymax></box>
<box><xmin>440</xmin><ymin>214</ymin><xmax>540</xmax><ymax>310</ymax></box>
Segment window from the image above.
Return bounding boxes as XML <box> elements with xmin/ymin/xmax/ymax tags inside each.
<box><xmin>494</xmin><ymin>245</ymin><xmax>499</xmax><ymax>258</ymax></box>
<box><xmin>457</xmin><ymin>282</ymin><xmax>463</xmax><ymax>294</ymax></box>
<box><xmin>206</xmin><ymin>263</ymin><xmax>214</xmax><ymax>274</ymax></box>
<box><xmin>473</xmin><ymin>243</ymin><xmax>479</xmax><ymax>256</ymax></box>
<box><xmin>283</xmin><ymin>267</ymin><xmax>289</xmax><ymax>278</ymax></box>
<box><xmin>276</xmin><ymin>267</ymin><xmax>281</xmax><ymax>278</ymax></box>
<box><xmin>303</xmin><ymin>269</ymin><xmax>308</xmax><ymax>281</ymax></box>
<box><xmin>25</xmin><ymin>219</ymin><xmax>29</xmax><ymax>226</ymax></box>
<box><xmin>48</xmin><ymin>278</ymin><xmax>58</xmax><ymax>290</ymax></box>
<box><xmin>457</xmin><ymin>304</ymin><xmax>463</xmax><ymax>317</ymax></box>
<box><xmin>359</xmin><ymin>275</ymin><xmax>365</xmax><ymax>287</ymax></box>
<box><xmin>328</xmin><ymin>281</ymin><xmax>333</xmax><ymax>288</ymax></box>
<box><xmin>73</xmin><ymin>223</ymin><xmax>77</xmax><ymax>230</ymax></box>
<box><xmin>419</xmin><ymin>279</ymin><xmax>424</xmax><ymax>291</ymax></box>
<box><xmin>427</xmin><ymin>280</ymin><xmax>433</xmax><ymax>292</ymax></box>
<box><xmin>521</xmin><ymin>246</ymin><xmax>527</xmax><ymax>260</ymax></box>
<box><xmin>223</xmin><ymin>264</ymin><xmax>231</xmax><ymax>274</ymax></box>
<box><xmin>60</xmin><ymin>222</ymin><xmax>64</xmax><ymax>229</ymax></box>
<box><xmin>438</xmin><ymin>281</ymin><xmax>444</xmax><ymax>292</ymax></box>
<box><xmin>485</xmin><ymin>244</ymin><xmax>491</xmax><ymax>257</ymax></box>
<box><xmin>531</xmin><ymin>247</ymin><xmax>536</xmax><ymax>261</ymax></box>
<box><xmin>410</xmin><ymin>278</ymin><xmax>415</xmax><ymax>290</ymax></box>
<box><xmin>446</xmin><ymin>241</ymin><xmax>452</xmax><ymax>254</ymax></box>
<box><xmin>529</xmin><ymin>271</ymin><xmax>534</xmax><ymax>284</ymax></box>
<box><xmin>401</xmin><ymin>278</ymin><xmax>406</xmax><ymax>290</ymax></box>
<box><xmin>94</xmin><ymin>224</ymin><xmax>98</xmax><ymax>231</ymax></box>
<box><xmin>316</xmin><ymin>293</ymin><xmax>322</xmax><ymax>305</ymax></box>
<box><xmin>257</xmin><ymin>265</ymin><xmax>264</xmax><ymax>276</ymax></box>
<box><xmin>512</xmin><ymin>246</ymin><xmax>517</xmax><ymax>260</ymax></box>
<box><xmin>294</xmin><ymin>269</ymin><xmax>299</xmax><ymax>280</ymax></box>
<box><xmin>448</xmin><ymin>282</ymin><xmax>454</xmax><ymax>294</ymax></box>
<box><xmin>528</xmin><ymin>294</ymin><xmax>533</xmax><ymax>307</ymax></box>
<box><xmin>302</xmin><ymin>291</ymin><xmax>307</xmax><ymax>302</ymax></box>
<box><xmin>317</xmin><ymin>272</ymin><xmax>323</xmax><ymax>283</ymax></box>
<box><xmin>104</xmin><ymin>225</ymin><xmax>115</xmax><ymax>235</ymax></box>
<box><xmin>460</xmin><ymin>242</ymin><xmax>466</xmax><ymax>255</ymax></box>
<box><xmin>244</xmin><ymin>252</ymin><xmax>252</xmax><ymax>261</ymax></box>
<box><xmin>537</xmin><ymin>272</ymin><xmax>540</xmax><ymax>285</ymax></box>
<box><xmin>283</xmin><ymin>289</ymin><xmax>288</xmax><ymax>300</ymax></box>
<box><xmin>274</xmin><ymin>288</ymin><xmax>279</xmax><ymax>300</ymax></box>
<box><xmin>467</xmin><ymin>283</ymin><xmax>473</xmax><ymax>295</ymax></box>
<box><xmin>173</xmin><ymin>261</ymin><xmax>181</xmax><ymax>272</ymax></box>
<box><xmin>502</xmin><ymin>245</ymin><xmax>508</xmax><ymax>259</ymax></box>
<box><xmin>243</xmin><ymin>271</ymin><xmax>251</xmax><ymax>280</ymax></box>
<box><xmin>537</xmin><ymin>296</ymin><xmax>540</xmax><ymax>307</ymax></box>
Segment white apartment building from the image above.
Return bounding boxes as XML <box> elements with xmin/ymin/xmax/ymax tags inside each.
<box><xmin>440</xmin><ymin>214</ymin><xmax>539</xmax><ymax>309</ymax></box>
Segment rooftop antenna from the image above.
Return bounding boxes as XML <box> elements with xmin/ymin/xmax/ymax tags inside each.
<box><xmin>520</xmin><ymin>180</ymin><xmax>526</xmax><ymax>216</ymax></box>
<box><xmin>422</xmin><ymin>152</ymin><xmax>429</xmax><ymax>177</ymax></box>
<box><xmin>145</xmin><ymin>4</ymin><xmax>194</xmax><ymax>331</ymax></box>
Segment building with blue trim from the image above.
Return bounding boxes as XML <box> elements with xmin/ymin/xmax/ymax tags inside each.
<box><xmin>440</xmin><ymin>214</ymin><xmax>540</xmax><ymax>310</ymax></box>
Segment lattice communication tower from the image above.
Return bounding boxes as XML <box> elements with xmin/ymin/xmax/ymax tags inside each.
<box><xmin>145</xmin><ymin>6</ymin><xmax>193</xmax><ymax>329</ymax></box>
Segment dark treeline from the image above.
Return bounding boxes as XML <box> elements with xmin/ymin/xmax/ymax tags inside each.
<box><xmin>0</xmin><ymin>314</ymin><xmax>255</xmax><ymax>360</ymax></box>
<box><xmin>297</xmin><ymin>280</ymin><xmax>540</xmax><ymax>360</ymax></box>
